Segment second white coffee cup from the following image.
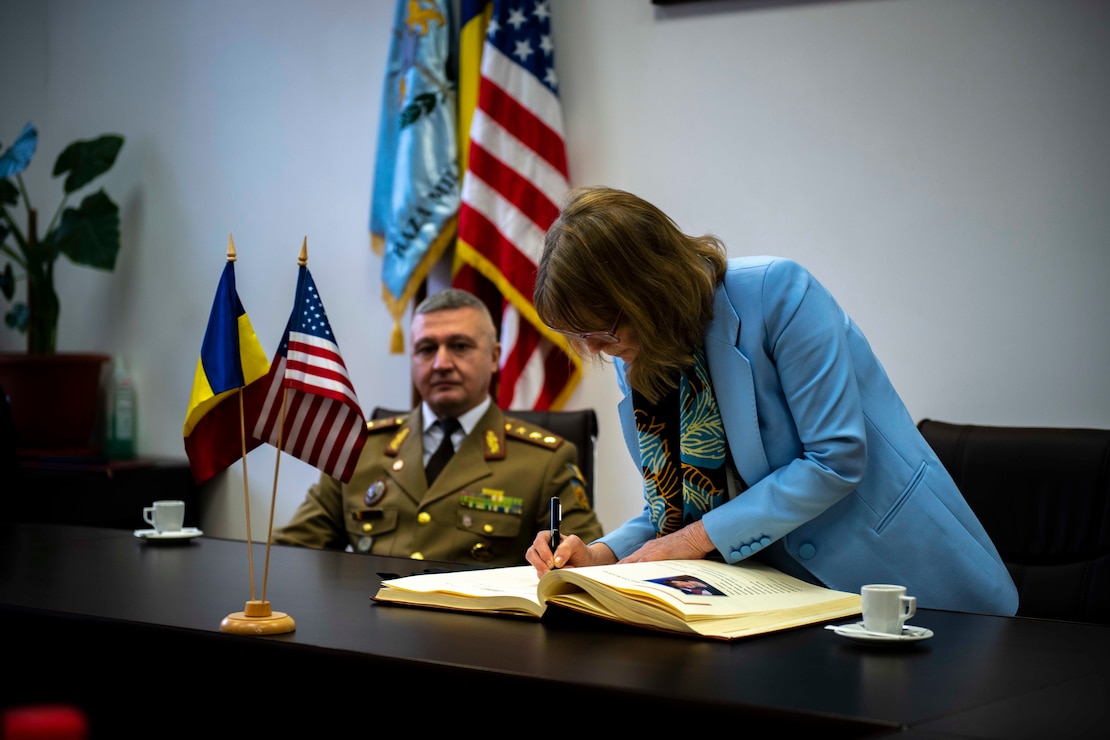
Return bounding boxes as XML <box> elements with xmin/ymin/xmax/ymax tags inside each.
<box><xmin>143</xmin><ymin>500</ymin><xmax>186</xmax><ymax>533</ymax></box>
<box><xmin>861</xmin><ymin>584</ymin><xmax>916</xmax><ymax>635</ymax></box>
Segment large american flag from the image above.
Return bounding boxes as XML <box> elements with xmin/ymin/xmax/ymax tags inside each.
<box><xmin>252</xmin><ymin>262</ymin><xmax>368</xmax><ymax>483</ymax></box>
<box><xmin>452</xmin><ymin>0</ymin><xmax>581</xmax><ymax>410</ymax></box>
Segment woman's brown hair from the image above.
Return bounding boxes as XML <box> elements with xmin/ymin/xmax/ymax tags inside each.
<box><xmin>535</xmin><ymin>186</ymin><xmax>727</xmax><ymax>402</ymax></box>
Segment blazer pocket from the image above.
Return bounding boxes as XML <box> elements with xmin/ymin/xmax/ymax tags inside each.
<box><xmin>875</xmin><ymin>461</ymin><xmax>927</xmax><ymax>534</ymax></box>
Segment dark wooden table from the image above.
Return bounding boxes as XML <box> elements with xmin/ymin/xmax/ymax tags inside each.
<box><xmin>1</xmin><ymin>523</ymin><xmax>1107</xmax><ymax>739</ymax></box>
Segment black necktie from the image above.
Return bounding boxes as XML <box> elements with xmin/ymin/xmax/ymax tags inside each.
<box><xmin>425</xmin><ymin>417</ymin><xmax>461</xmax><ymax>485</ymax></box>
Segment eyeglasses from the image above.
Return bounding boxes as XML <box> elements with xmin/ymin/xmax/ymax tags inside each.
<box><xmin>550</xmin><ymin>310</ymin><xmax>623</xmax><ymax>344</ymax></box>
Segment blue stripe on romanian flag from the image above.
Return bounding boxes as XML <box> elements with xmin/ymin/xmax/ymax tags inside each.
<box><xmin>183</xmin><ymin>260</ymin><xmax>270</xmax><ymax>484</ymax></box>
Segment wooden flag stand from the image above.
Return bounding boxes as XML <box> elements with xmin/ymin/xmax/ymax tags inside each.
<box><xmin>220</xmin><ymin>599</ymin><xmax>295</xmax><ymax>635</ymax></box>
<box><xmin>218</xmin><ymin>234</ymin><xmax>295</xmax><ymax>635</ymax></box>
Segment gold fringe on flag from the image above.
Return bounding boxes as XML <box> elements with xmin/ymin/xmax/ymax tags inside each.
<box><xmin>379</xmin><ymin>215</ymin><xmax>458</xmax><ymax>354</ymax></box>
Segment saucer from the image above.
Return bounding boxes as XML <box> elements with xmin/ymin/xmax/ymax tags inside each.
<box><xmin>134</xmin><ymin>527</ymin><xmax>203</xmax><ymax>541</ymax></box>
<box><xmin>826</xmin><ymin>621</ymin><xmax>933</xmax><ymax>644</ymax></box>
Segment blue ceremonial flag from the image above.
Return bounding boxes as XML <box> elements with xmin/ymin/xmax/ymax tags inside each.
<box><xmin>370</xmin><ymin>0</ymin><xmax>460</xmax><ymax>353</ymax></box>
<box><xmin>183</xmin><ymin>251</ymin><xmax>271</xmax><ymax>484</ymax></box>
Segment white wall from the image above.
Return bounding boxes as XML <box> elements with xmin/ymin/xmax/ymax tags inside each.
<box><xmin>3</xmin><ymin>0</ymin><xmax>1108</xmax><ymax>542</ymax></box>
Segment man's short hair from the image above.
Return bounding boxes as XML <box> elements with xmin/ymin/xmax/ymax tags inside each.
<box><xmin>414</xmin><ymin>288</ymin><xmax>492</xmax><ymax>321</ymax></box>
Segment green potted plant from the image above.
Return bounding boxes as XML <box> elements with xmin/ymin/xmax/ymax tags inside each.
<box><xmin>1</xmin><ymin>122</ymin><xmax>125</xmax><ymax>352</ymax></box>
<box><xmin>0</xmin><ymin>122</ymin><xmax>125</xmax><ymax>453</ymax></box>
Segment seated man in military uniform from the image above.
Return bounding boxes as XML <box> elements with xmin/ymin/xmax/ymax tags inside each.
<box><xmin>273</xmin><ymin>288</ymin><xmax>603</xmax><ymax>566</ymax></box>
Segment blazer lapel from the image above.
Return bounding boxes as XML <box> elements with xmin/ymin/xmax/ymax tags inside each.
<box><xmin>617</xmin><ymin>392</ymin><xmax>639</xmax><ymax>465</ymax></box>
<box><xmin>705</xmin><ymin>281</ymin><xmax>771</xmax><ymax>485</ymax></box>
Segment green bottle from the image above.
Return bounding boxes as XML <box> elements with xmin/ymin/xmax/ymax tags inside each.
<box><xmin>105</xmin><ymin>355</ymin><xmax>136</xmax><ymax>459</ymax></box>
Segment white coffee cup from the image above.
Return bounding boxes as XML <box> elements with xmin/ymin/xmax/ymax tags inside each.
<box><xmin>861</xmin><ymin>584</ymin><xmax>916</xmax><ymax>635</ymax></box>
<box><xmin>143</xmin><ymin>500</ymin><xmax>185</xmax><ymax>533</ymax></box>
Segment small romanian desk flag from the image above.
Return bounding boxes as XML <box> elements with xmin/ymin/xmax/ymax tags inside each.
<box><xmin>183</xmin><ymin>250</ymin><xmax>271</xmax><ymax>485</ymax></box>
<box><xmin>252</xmin><ymin>252</ymin><xmax>369</xmax><ymax>484</ymax></box>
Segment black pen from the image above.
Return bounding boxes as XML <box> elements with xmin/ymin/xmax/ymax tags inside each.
<box><xmin>549</xmin><ymin>496</ymin><xmax>562</xmax><ymax>567</ymax></box>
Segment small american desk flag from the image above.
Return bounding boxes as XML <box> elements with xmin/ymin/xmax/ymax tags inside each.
<box><xmin>252</xmin><ymin>261</ymin><xmax>368</xmax><ymax>483</ymax></box>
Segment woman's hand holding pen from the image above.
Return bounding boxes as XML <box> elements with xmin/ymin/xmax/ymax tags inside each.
<box><xmin>528</xmin><ymin>521</ymin><xmax>714</xmax><ymax>576</ymax></box>
<box><xmin>526</xmin><ymin>533</ymin><xmax>617</xmax><ymax>576</ymax></box>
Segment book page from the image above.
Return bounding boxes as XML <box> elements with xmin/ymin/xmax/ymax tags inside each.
<box><xmin>375</xmin><ymin>565</ymin><xmax>544</xmax><ymax>617</ymax></box>
<box><xmin>540</xmin><ymin>559</ymin><xmax>859</xmax><ymax>620</ymax></box>
<box><xmin>374</xmin><ymin>559</ymin><xmax>861</xmax><ymax>639</ymax></box>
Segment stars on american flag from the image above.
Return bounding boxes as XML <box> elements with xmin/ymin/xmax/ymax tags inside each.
<box><xmin>253</xmin><ymin>264</ymin><xmax>369</xmax><ymax>483</ymax></box>
<box><xmin>295</xmin><ymin>283</ymin><xmax>334</xmax><ymax>340</ymax></box>
<box><xmin>487</xmin><ymin>2</ymin><xmax>558</xmax><ymax>92</ymax></box>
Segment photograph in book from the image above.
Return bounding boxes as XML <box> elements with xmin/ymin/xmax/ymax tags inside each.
<box><xmin>373</xmin><ymin>559</ymin><xmax>862</xmax><ymax>640</ymax></box>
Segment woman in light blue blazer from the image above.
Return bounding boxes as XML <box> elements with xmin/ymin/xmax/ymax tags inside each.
<box><xmin>526</xmin><ymin>186</ymin><xmax>1017</xmax><ymax>616</ymax></box>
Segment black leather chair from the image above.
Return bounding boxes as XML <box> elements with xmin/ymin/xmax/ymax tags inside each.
<box><xmin>371</xmin><ymin>406</ymin><xmax>599</xmax><ymax>507</ymax></box>
<box><xmin>918</xmin><ymin>418</ymin><xmax>1110</xmax><ymax>624</ymax></box>
<box><xmin>1</xmin><ymin>386</ymin><xmax>26</xmax><ymax>520</ymax></box>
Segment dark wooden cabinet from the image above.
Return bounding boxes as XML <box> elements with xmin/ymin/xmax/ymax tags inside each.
<box><xmin>7</xmin><ymin>457</ymin><xmax>200</xmax><ymax>530</ymax></box>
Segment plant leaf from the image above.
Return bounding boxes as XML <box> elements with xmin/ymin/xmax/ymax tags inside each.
<box><xmin>0</xmin><ymin>178</ymin><xmax>17</xmax><ymax>206</ymax></box>
<box><xmin>53</xmin><ymin>134</ymin><xmax>124</xmax><ymax>193</ymax></box>
<box><xmin>54</xmin><ymin>190</ymin><xmax>121</xmax><ymax>270</ymax></box>
<box><xmin>0</xmin><ymin>123</ymin><xmax>38</xmax><ymax>180</ymax></box>
<box><xmin>1</xmin><ymin>262</ymin><xmax>14</xmax><ymax>300</ymax></box>
<box><xmin>5</xmin><ymin>302</ymin><xmax>29</xmax><ymax>332</ymax></box>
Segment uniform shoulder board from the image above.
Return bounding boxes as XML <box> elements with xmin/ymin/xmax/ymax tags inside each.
<box><xmin>503</xmin><ymin>419</ymin><xmax>564</xmax><ymax>450</ymax></box>
<box><xmin>366</xmin><ymin>415</ymin><xmax>407</xmax><ymax>434</ymax></box>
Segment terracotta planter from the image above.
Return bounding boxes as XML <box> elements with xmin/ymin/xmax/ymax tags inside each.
<box><xmin>0</xmin><ymin>352</ymin><xmax>110</xmax><ymax>456</ymax></box>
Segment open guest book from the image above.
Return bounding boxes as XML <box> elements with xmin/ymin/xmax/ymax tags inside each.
<box><xmin>373</xmin><ymin>559</ymin><xmax>862</xmax><ymax>640</ymax></box>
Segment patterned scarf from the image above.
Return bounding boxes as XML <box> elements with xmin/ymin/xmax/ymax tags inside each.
<box><xmin>633</xmin><ymin>345</ymin><xmax>729</xmax><ymax>536</ymax></box>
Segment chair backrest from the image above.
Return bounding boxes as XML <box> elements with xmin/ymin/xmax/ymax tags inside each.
<box><xmin>1</xmin><ymin>385</ymin><xmax>22</xmax><ymax>489</ymax></box>
<box><xmin>370</xmin><ymin>407</ymin><xmax>599</xmax><ymax>507</ymax></box>
<box><xmin>918</xmin><ymin>418</ymin><xmax>1110</xmax><ymax>624</ymax></box>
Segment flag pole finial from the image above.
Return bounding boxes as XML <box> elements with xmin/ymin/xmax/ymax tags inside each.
<box><xmin>298</xmin><ymin>237</ymin><xmax>308</xmax><ymax>266</ymax></box>
<box><xmin>227</xmin><ymin>233</ymin><xmax>237</xmax><ymax>262</ymax></box>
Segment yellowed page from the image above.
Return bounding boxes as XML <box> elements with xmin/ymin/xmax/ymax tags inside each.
<box><xmin>374</xmin><ymin>559</ymin><xmax>862</xmax><ymax>638</ymax></box>
<box><xmin>374</xmin><ymin>565</ymin><xmax>544</xmax><ymax>617</ymax></box>
<box><xmin>539</xmin><ymin>559</ymin><xmax>861</xmax><ymax>638</ymax></box>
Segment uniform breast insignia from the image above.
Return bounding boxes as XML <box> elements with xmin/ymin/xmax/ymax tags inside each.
<box><xmin>364</xmin><ymin>479</ymin><xmax>387</xmax><ymax>507</ymax></box>
<box><xmin>460</xmin><ymin>488</ymin><xmax>523</xmax><ymax>515</ymax></box>
<box><xmin>504</xmin><ymin>421</ymin><xmax>563</xmax><ymax>450</ymax></box>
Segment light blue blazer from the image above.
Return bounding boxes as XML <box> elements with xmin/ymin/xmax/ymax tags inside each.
<box><xmin>597</xmin><ymin>257</ymin><xmax>1018</xmax><ymax>616</ymax></box>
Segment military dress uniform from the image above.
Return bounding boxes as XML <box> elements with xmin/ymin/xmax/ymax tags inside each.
<box><xmin>273</xmin><ymin>404</ymin><xmax>603</xmax><ymax>566</ymax></box>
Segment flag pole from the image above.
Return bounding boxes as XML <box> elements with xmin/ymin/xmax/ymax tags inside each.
<box><xmin>237</xmin><ymin>390</ymin><xmax>255</xmax><ymax>601</ymax></box>
<box><xmin>226</xmin><ymin>235</ymin><xmax>257</xmax><ymax>601</ymax></box>
<box><xmin>219</xmin><ymin>234</ymin><xmax>294</xmax><ymax>635</ymax></box>
<box><xmin>261</xmin><ymin>386</ymin><xmax>285</xmax><ymax>603</ymax></box>
<box><xmin>259</xmin><ymin>237</ymin><xmax>306</xmax><ymax>602</ymax></box>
